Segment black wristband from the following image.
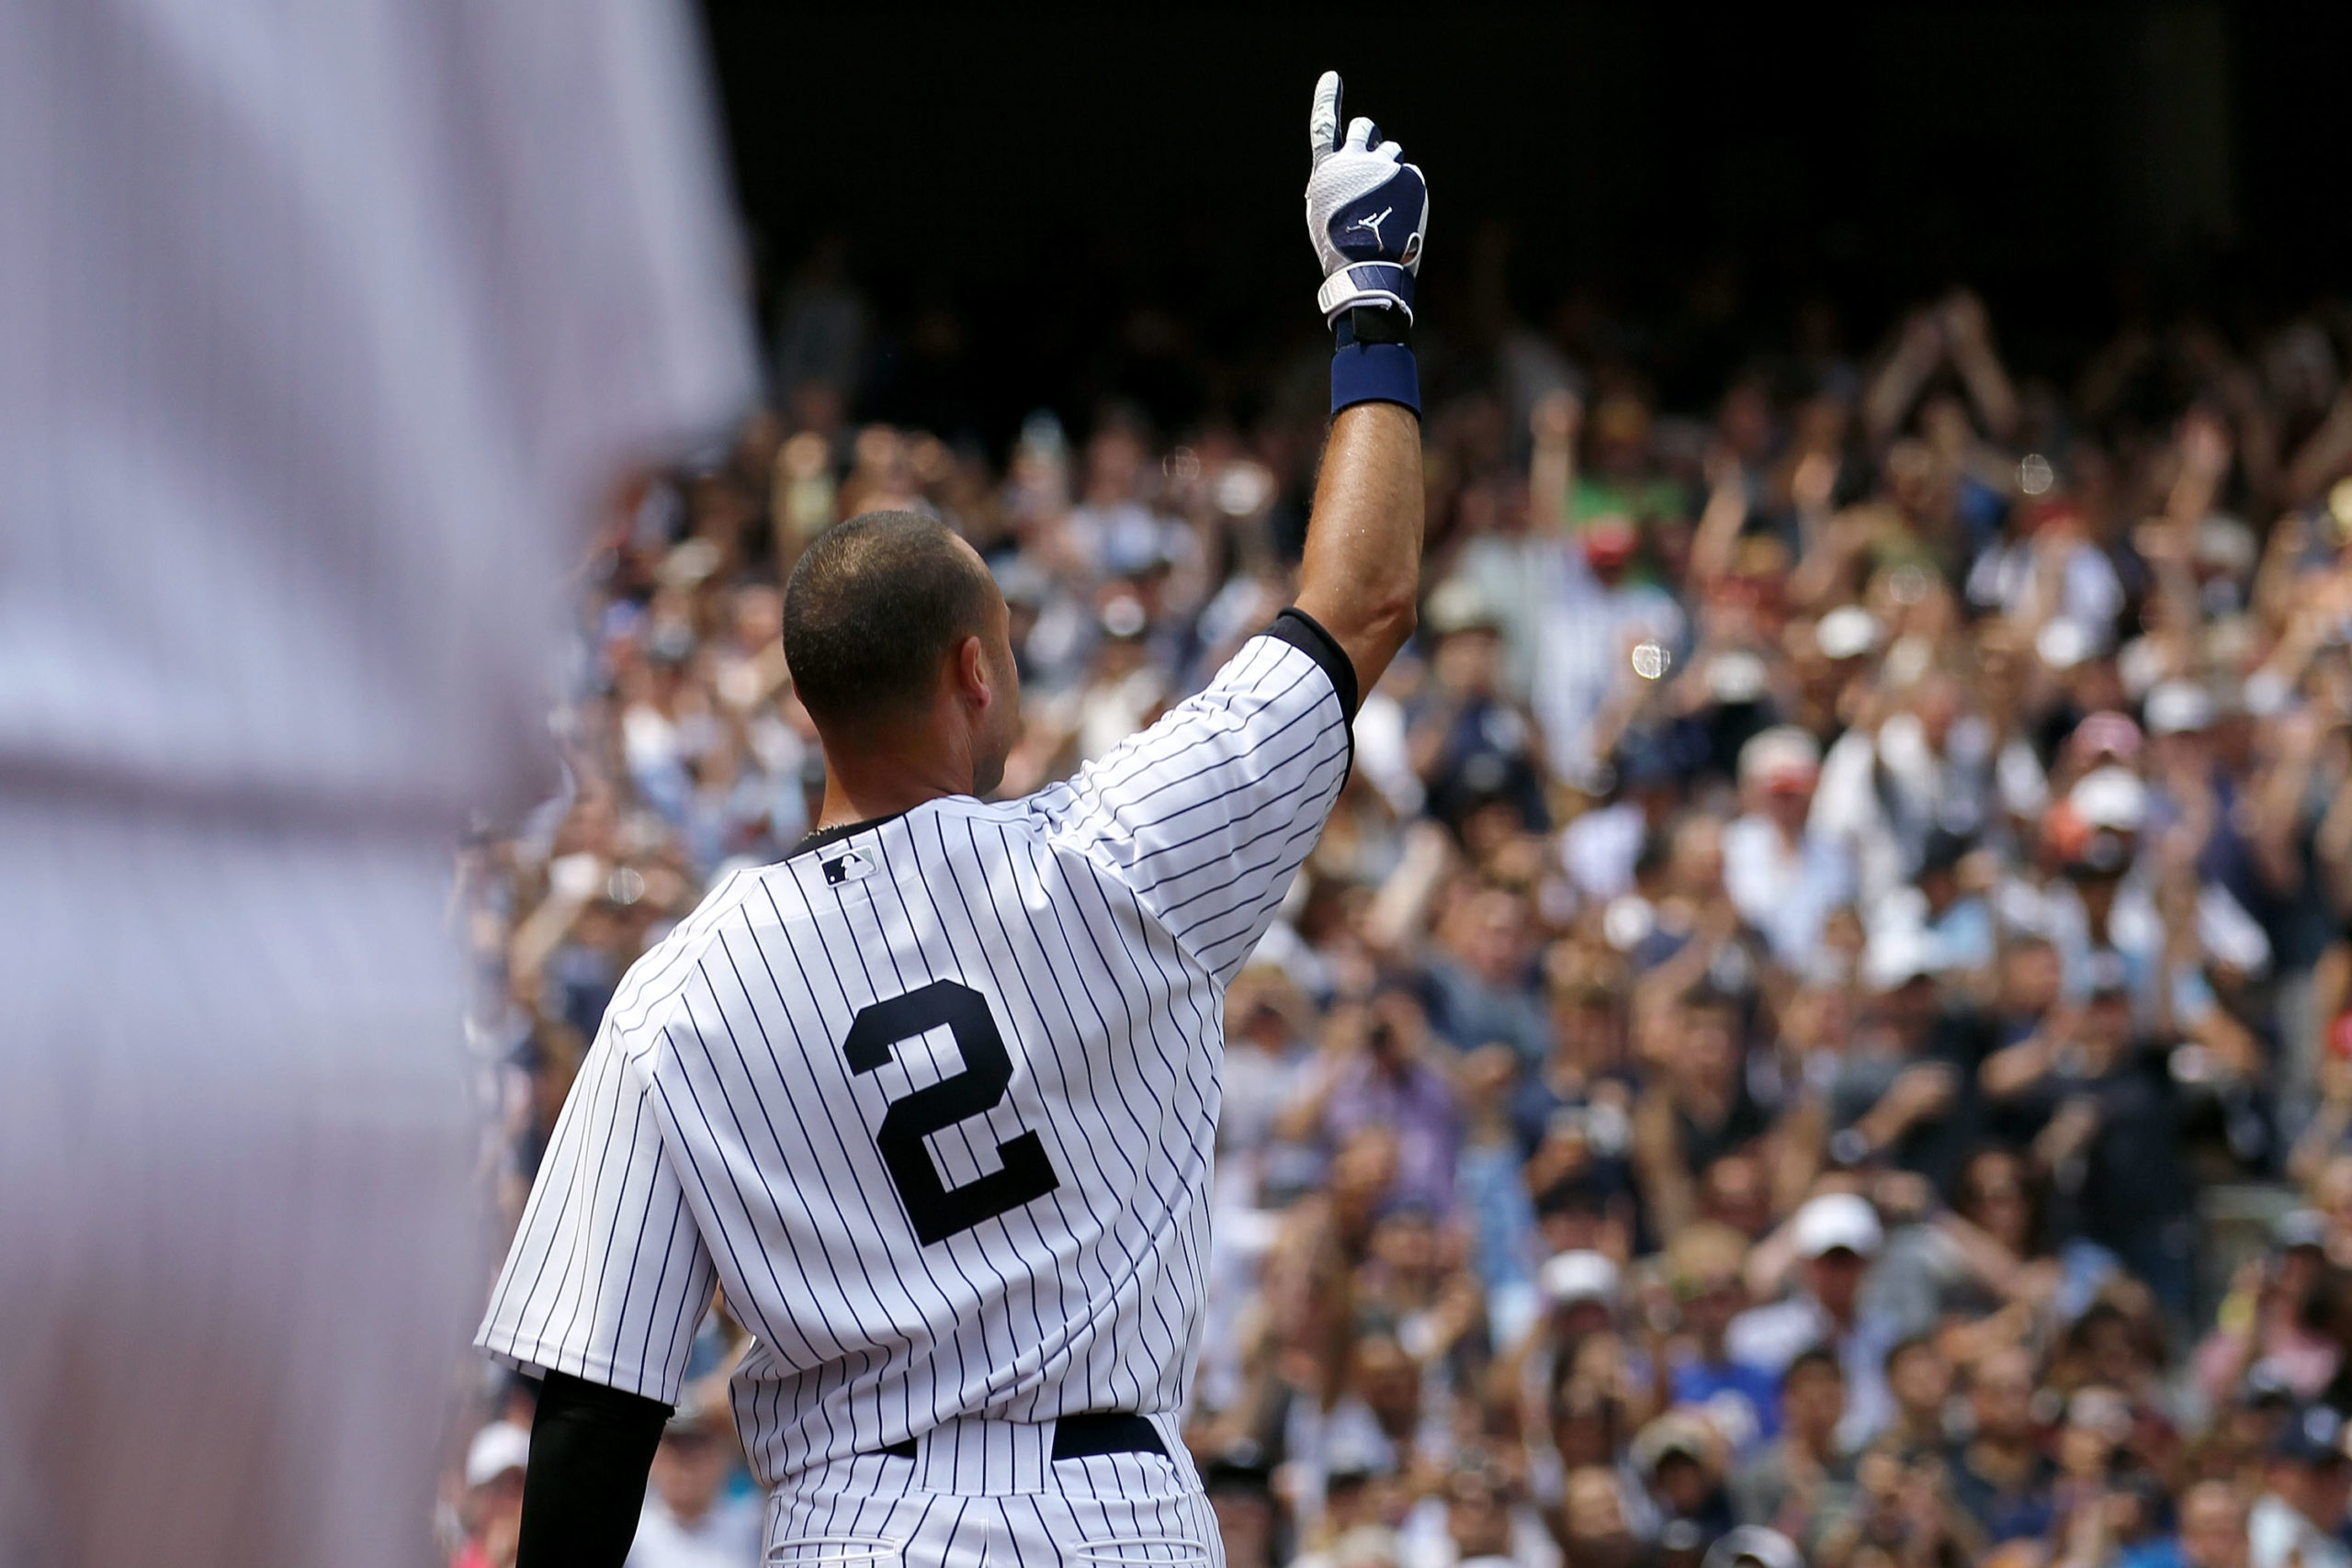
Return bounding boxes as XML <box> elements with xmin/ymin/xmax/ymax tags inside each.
<box><xmin>1334</xmin><ymin>307</ymin><xmax>1411</xmax><ymax>348</ymax></box>
<box><xmin>516</xmin><ymin>1371</ymin><xmax>673</xmax><ymax>1568</ymax></box>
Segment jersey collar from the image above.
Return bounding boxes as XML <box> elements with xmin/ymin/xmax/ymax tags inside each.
<box><xmin>790</xmin><ymin>811</ymin><xmax>909</xmax><ymax>860</ymax></box>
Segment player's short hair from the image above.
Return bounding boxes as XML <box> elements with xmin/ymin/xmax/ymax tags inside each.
<box><xmin>784</xmin><ymin>511</ymin><xmax>998</xmax><ymax>730</ymax></box>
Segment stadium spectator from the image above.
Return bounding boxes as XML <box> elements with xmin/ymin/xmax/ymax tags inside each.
<box><xmin>623</xmin><ymin>1408</ymin><xmax>763</xmax><ymax>1568</ymax></box>
<box><xmin>449</xmin><ymin>278</ymin><xmax>2352</xmax><ymax>1568</ymax></box>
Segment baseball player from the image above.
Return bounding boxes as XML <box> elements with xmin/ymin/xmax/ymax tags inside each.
<box><xmin>478</xmin><ymin>72</ymin><xmax>1431</xmax><ymax>1568</ymax></box>
<box><xmin>0</xmin><ymin>0</ymin><xmax>749</xmax><ymax>1562</ymax></box>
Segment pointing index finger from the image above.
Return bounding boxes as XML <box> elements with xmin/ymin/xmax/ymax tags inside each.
<box><xmin>1310</xmin><ymin>70</ymin><xmax>1342</xmax><ymax>163</ymax></box>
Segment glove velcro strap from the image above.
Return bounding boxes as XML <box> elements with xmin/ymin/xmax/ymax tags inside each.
<box><xmin>1317</xmin><ymin>264</ymin><xmax>1416</xmax><ymax>323</ymax></box>
<box><xmin>1330</xmin><ymin>341</ymin><xmax>1420</xmax><ymax>417</ymax></box>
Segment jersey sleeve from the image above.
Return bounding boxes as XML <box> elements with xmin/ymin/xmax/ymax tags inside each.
<box><xmin>1048</xmin><ymin>608</ymin><xmax>1356</xmax><ymax>986</ymax></box>
<box><xmin>476</xmin><ymin>1027</ymin><xmax>718</xmax><ymax>1404</ymax></box>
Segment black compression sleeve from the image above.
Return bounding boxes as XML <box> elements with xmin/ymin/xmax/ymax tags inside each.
<box><xmin>515</xmin><ymin>1371</ymin><xmax>672</xmax><ymax>1568</ymax></box>
<box><xmin>1265</xmin><ymin>605</ymin><xmax>1358</xmax><ymax>789</ymax></box>
<box><xmin>1267</xmin><ymin>605</ymin><xmax>1360</xmax><ymax>719</ymax></box>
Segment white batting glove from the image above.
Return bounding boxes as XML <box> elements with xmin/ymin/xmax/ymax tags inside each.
<box><xmin>1304</xmin><ymin>71</ymin><xmax>1430</xmax><ymax>325</ymax></box>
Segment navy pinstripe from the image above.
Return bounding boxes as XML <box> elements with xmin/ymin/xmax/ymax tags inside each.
<box><xmin>477</xmin><ymin>631</ymin><xmax>1346</xmax><ymax>1528</ymax></box>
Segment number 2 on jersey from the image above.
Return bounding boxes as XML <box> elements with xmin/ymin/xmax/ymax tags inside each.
<box><xmin>842</xmin><ymin>980</ymin><xmax>1060</xmax><ymax>1245</ymax></box>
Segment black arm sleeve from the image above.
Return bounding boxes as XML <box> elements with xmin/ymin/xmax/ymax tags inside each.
<box><xmin>1267</xmin><ymin>605</ymin><xmax>1360</xmax><ymax>718</ymax></box>
<box><xmin>515</xmin><ymin>1371</ymin><xmax>672</xmax><ymax>1568</ymax></box>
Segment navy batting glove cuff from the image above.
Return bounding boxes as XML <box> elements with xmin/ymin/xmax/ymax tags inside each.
<box><xmin>1317</xmin><ymin>263</ymin><xmax>1417</xmax><ymax>323</ymax></box>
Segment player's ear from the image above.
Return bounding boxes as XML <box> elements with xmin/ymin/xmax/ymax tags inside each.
<box><xmin>953</xmin><ymin>633</ymin><xmax>994</xmax><ymax>710</ymax></box>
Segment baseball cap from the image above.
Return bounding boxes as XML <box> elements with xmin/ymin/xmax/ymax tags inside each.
<box><xmin>1738</xmin><ymin>726</ymin><xmax>1820</xmax><ymax>793</ymax></box>
<box><xmin>2084</xmin><ymin>950</ymin><xmax>2132</xmax><ymax>998</ymax></box>
<box><xmin>2067</xmin><ymin>1386</ymin><xmax>2133</xmax><ymax>1442</ymax></box>
<box><xmin>2196</xmin><ymin>514</ymin><xmax>2257</xmax><ymax>578</ymax></box>
<box><xmin>2144</xmin><ymin>680</ymin><xmax>2216</xmax><ymax>737</ymax></box>
<box><xmin>1099</xmin><ymin>592</ymin><xmax>1148</xmax><ymax>640</ymax></box>
<box><xmin>1658</xmin><ymin>1519</ymin><xmax>1710</xmax><ymax>1556</ymax></box>
<box><xmin>1861</xmin><ymin>927</ymin><xmax>1937</xmax><ymax>993</ymax></box>
<box><xmin>2069</xmin><ymin>711</ymin><xmax>2144</xmax><ymax>764</ymax></box>
<box><xmin>1815</xmin><ymin>605</ymin><xmax>1883</xmax><ymax>662</ymax></box>
<box><xmin>2244</xmin><ymin>668</ymin><xmax>2295</xmax><ymax>718</ymax></box>
<box><xmin>1540</xmin><ymin>1248</ymin><xmax>1622</xmax><ymax>1309</ymax></box>
<box><xmin>464</xmin><ymin>1420</ymin><xmax>530</xmax><ymax>1489</ymax></box>
<box><xmin>1919</xmin><ymin>827</ymin><xmax>1973</xmax><ymax>876</ymax></box>
<box><xmin>2271</xmin><ymin>1405</ymin><xmax>2347</xmax><ymax>1466</ymax></box>
<box><xmin>1582</xmin><ymin>515</ymin><xmax>1639</xmax><ymax>570</ymax></box>
<box><xmin>1792</xmin><ymin>1192</ymin><xmax>1883</xmax><ymax>1259</ymax></box>
<box><xmin>2118</xmin><ymin>635</ymin><xmax>2171</xmax><ymax>701</ymax></box>
<box><xmin>2242</xmin><ymin>1365</ymin><xmax>2298</xmax><ymax>1408</ymax></box>
<box><xmin>1702</xmin><ymin>1529</ymin><xmax>1804</xmax><ymax>1568</ymax></box>
<box><xmin>1424</xmin><ymin>577</ymin><xmax>1499</xmax><ymax>637</ymax></box>
<box><xmin>2069</xmin><ymin>767</ymin><xmax>2148</xmax><ymax>832</ymax></box>
<box><xmin>2055</xmin><ymin>815</ymin><xmax>2133</xmax><ymax>878</ymax></box>
<box><xmin>1630</xmin><ymin>1414</ymin><xmax>1713</xmax><ymax>1478</ymax></box>
<box><xmin>1707</xmin><ymin>649</ymin><xmax>1770</xmax><ymax>705</ymax></box>
<box><xmin>2036</xmin><ymin>617</ymin><xmax>2098</xmax><ymax>671</ymax></box>
<box><xmin>2024</xmin><ymin>495</ymin><xmax>2087</xmax><ymax>533</ymax></box>
<box><xmin>2276</xmin><ymin>1209</ymin><xmax>2331</xmax><ymax>1253</ymax></box>
<box><xmin>1323</xmin><ymin>1422</ymin><xmax>1396</xmax><ymax>1484</ymax></box>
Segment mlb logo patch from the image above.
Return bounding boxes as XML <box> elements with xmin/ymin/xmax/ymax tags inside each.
<box><xmin>823</xmin><ymin>851</ymin><xmax>872</xmax><ymax>886</ymax></box>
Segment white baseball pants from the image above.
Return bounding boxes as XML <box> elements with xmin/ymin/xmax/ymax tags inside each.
<box><xmin>0</xmin><ymin>799</ymin><xmax>481</xmax><ymax>1568</ymax></box>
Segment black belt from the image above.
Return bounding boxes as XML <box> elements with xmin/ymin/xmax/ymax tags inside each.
<box><xmin>876</xmin><ymin>1413</ymin><xmax>1167</xmax><ymax>1463</ymax></box>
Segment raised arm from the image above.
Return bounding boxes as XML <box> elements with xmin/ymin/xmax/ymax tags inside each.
<box><xmin>1295</xmin><ymin>402</ymin><xmax>1423</xmax><ymax>695</ymax></box>
<box><xmin>1290</xmin><ymin>71</ymin><xmax>1428</xmax><ymax>696</ymax></box>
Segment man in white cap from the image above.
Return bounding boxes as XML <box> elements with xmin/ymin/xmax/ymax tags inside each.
<box><xmin>1727</xmin><ymin>1192</ymin><xmax>1902</xmax><ymax>1448</ymax></box>
<box><xmin>1541</xmin><ymin>1249</ymin><xmax>1624</xmax><ymax>1331</ymax></box>
<box><xmin>2143</xmin><ymin>675</ymin><xmax>2269</xmax><ymax>937</ymax></box>
<box><xmin>624</xmin><ymin>1405</ymin><xmax>763</xmax><ymax>1568</ymax></box>
<box><xmin>457</xmin><ymin>1423</ymin><xmax>532</xmax><ymax>1568</ymax></box>
<box><xmin>1814</xmin><ymin>606</ymin><xmax>1883</xmax><ymax>667</ymax></box>
<box><xmin>1512</xmin><ymin>1249</ymin><xmax>1626</xmax><ymax>1423</ymax></box>
<box><xmin>2145</xmin><ymin>679</ymin><xmax>2217</xmax><ymax>744</ymax></box>
<box><xmin>1702</xmin><ymin>1525</ymin><xmax>1804</xmax><ymax>1568</ymax></box>
<box><xmin>2049</xmin><ymin>757</ymin><xmax>2271</xmax><ymax>1046</ymax></box>
<box><xmin>1813</xmin><ymin>669</ymin><xmax>2005</xmax><ymax>908</ymax></box>
<box><xmin>1723</xmin><ymin>727</ymin><xmax>1856</xmax><ymax>975</ymax></box>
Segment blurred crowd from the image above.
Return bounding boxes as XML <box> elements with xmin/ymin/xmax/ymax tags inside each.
<box><xmin>444</xmin><ymin>279</ymin><xmax>2352</xmax><ymax>1568</ymax></box>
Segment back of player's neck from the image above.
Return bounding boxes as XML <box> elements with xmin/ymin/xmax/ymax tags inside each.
<box><xmin>814</xmin><ymin>748</ymin><xmax>970</xmax><ymax>830</ymax></box>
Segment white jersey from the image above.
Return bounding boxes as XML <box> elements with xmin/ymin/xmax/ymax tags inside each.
<box><xmin>0</xmin><ymin>0</ymin><xmax>750</xmax><ymax>829</ymax></box>
<box><xmin>1</xmin><ymin>0</ymin><xmax>749</xmax><ymax>1561</ymax></box>
<box><xmin>479</xmin><ymin>616</ymin><xmax>1354</xmax><ymax>1487</ymax></box>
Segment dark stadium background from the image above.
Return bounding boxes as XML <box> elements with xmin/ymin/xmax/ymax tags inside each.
<box><xmin>697</xmin><ymin>5</ymin><xmax>2352</xmax><ymax>447</ymax></box>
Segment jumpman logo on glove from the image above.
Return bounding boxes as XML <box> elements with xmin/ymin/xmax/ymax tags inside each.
<box><xmin>1303</xmin><ymin>72</ymin><xmax>1429</xmax><ymax>323</ymax></box>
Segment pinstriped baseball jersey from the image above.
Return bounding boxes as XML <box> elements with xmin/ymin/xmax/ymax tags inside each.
<box><xmin>477</xmin><ymin>615</ymin><xmax>1354</xmax><ymax>1487</ymax></box>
